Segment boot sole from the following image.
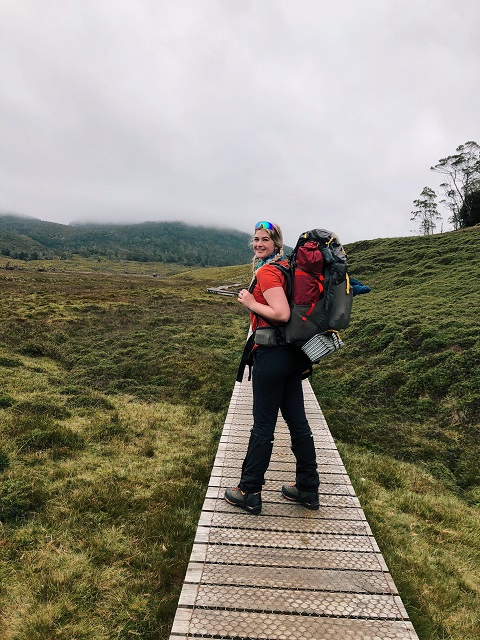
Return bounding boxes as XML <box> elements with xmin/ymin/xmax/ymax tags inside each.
<box><xmin>281</xmin><ymin>489</ymin><xmax>319</xmax><ymax>510</ymax></box>
<box><xmin>225</xmin><ymin>496</ymin><xmax>261</xmax><ymax>515</ymax></box>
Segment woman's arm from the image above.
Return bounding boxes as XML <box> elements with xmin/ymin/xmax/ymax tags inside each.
<box><xmin>237</xmin><ymin>286</ymin><xmax>290</xmax><ymax>323</ymax></box>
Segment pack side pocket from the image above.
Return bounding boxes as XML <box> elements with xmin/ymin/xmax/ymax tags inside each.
<box><xmin>284</xmin><ymin>301</ymin><xmax>328</xmax><ymax>344</ymax></box>
<box><xmin>327</xmin><ymin>281</ymin><xmax>353</xmax><ymax>330</ymax></box>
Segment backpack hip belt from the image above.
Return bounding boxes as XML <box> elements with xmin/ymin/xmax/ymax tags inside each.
<box><xmin>253</xmin><ymin>326</ymin><xmax>286</xmax><ymax>347</ymax></box>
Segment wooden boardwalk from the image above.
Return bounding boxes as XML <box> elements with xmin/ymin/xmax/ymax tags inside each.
<box><xmin>169</xmin><ymin>378</ymin><xmax>419</xmax><ymax>640</ymax></box>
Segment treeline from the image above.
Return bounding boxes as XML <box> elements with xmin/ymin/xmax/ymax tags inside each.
<box><xmin>0</xmin><ymin>215</ymin><xmax>253</xmax><ymax>266</ymax></box>
<box><xmin>411</xmin><ymin>140</ymin><xmax>480</xmax><ymax>235</ymax></box>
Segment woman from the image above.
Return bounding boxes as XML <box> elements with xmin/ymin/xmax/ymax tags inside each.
<box><xmin>225</xmin><ymin>221</ymin><xmax>320</xmax><ymax>515</ymax></box>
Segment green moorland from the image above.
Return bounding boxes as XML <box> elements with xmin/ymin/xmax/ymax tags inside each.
<box><xmin>0</xmin><ymin>227</ymin><xmax>479</xmax><ymax>639</ymax></box>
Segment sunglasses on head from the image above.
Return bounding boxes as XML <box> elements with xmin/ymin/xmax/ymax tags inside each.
<box><xmin>255</xmin><ymin>221</ymin><xmax>274</xmax><ymax>230</ymax></box>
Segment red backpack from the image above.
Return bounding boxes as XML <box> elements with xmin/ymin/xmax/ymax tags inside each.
<box><xmin>275</xmin><ymin>229</ymin><xmax>353</xmax><ymax>347</ymax></box>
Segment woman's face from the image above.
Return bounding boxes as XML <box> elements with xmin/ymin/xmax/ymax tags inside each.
<box><xmin>253</xmin><ymin>229</ymin><xmax>275</xmax><ymax>260</ymax></box>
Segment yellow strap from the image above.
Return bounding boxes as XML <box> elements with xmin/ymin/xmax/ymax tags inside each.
<box><xmin>345</xmin><ymin>273</ymin><xmax>351</xmax><ymax>294</ymax></box>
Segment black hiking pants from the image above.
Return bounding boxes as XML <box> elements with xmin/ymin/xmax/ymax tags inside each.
<box><xmin>239</xmin><ymin>345</ymin><xmax>320</xmax><ymax>494</ymax></box>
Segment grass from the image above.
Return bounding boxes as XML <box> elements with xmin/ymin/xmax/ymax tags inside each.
<box><xmin>0</xmin><ymin>369</ymin><xmax>225</xmax><ymax>638</ymax></box>
<box><xmin>1</xmin><ymin>229</ymin><xmax>479</xmax><ymax>639</ymax></box>
<box><xmin>338</xmin><ymin>443</ymin><xmax>480</xmax><ymax>639</ymax></box>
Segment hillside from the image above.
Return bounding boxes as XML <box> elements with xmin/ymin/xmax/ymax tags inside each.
<box><xmin>315</xmin><ymin>226</ymin><xmax>480</xmax><ymax>492</ymax></box>
<box><xmin>0</xmin><ymin>227</ymin><xmax>478</xmax><ymax>639</ymax></box>
<box><xmin>0</xmin><ymin>214</ymin><xmax>253</xmax><ymax>266</ymax></box>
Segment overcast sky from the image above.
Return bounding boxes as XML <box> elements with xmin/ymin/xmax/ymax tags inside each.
<box><xmin>1</xmin><ymin>1</ymin><xmax>479</xmax><ymax>246</ymax></box>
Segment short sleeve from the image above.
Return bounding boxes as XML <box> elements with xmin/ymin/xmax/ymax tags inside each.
<box><xmin>256</xmin><ymin>264</ymin><xmax>285</xmax><ymax>293</ymax></box>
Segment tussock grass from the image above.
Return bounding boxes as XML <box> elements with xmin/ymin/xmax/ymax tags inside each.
<box><xmin>316</xmin><ymin>227</ymin><xmax>480</xmax><ymax>490</ymax></box>
<box><xmin>0</xmin><ymin>255</ymin><xmax>195</xmax><ymax>276</ymax></box>
<box><xmin>0</xmin><ymin>393</ymin><xmax>222</xmax><ymax>638</ymax></box>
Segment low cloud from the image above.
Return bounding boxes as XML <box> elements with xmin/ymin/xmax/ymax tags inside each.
<box><xmin>1</xmin><ymin>0</ymin><xmax>479</xmax><ymax>246</ymax></box>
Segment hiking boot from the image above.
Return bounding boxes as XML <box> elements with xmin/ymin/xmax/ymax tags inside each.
<box><xmin>225</xmin><ymin>487</ymin><xmax>262</xmax><ymax>515</ymax></box>
<box><xmin>281</xmin><ymin>483</ymin><xmax>319</xmax><ymax>510</ymax></box>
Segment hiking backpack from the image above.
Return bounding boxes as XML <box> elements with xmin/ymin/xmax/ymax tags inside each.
<box><xmin>280</xmin><ymin>228</ymin><xmax>353</xmax><ymax>344</ymax></box>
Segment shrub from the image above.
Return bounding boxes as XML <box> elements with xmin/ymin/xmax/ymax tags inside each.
<box><xmin>14</xmin><ymin>400</ymin><xmax>71</xmax><ymax>419</ymax></box>
<box><xmin>0</xmin><ymin>448</ymin><xmax>10</xmax><ymax>472</ymax></box>
<box><xmin>17</xmin><ymin>426</ymin><xmax>85</xmax><ymax>453</ymax></box>
<box><xmin>20</xmin><ymin>341</ymin><xmax>62</xmax><ymax>360</ymax></box>
<box><xmin>7</xmin><ymin>413</ymin><xmax>58</xmax><ymax>439</ymax></box>
<box><xmin>65</xmin><ymin>392</ymin><xmax>116</xmax><ymax>410</ymax></box>
<box><xmin>0</xmin><ymin>356</ymin><xmax>22</xmax><ymax>367</ymax></box>
<box><xmin>0</xmin><ymin>393</ymin><xmax>15</xmax><ymax>408</ymax></box>
<box><xmin>0</xmin><ymin>477</ymin><xmax>44</xmax><ymax>521</ymax></box>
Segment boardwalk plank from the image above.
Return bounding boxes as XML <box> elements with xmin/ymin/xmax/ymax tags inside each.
<box><xmin>171</xmin><ymin>609</ymin><xmax>418</xmax><ymax>639</ymax></box>
<box><xmin>186</xmin><ymin>562</ymin><xmax>399</xmax><ymax>594</ymax></box>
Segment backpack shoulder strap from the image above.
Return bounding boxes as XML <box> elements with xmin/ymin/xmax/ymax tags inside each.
<box><xmin>269</xmin><ymin>263</ymin><xmax>293</xmax><ymax>303</ymax></box>
<box><xmin>248</xmin><ymin>262</ymin><xmax>292</xmax><ymax>297</ymax></box>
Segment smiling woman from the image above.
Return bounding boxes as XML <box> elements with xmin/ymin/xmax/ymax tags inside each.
<box><xmin>238</xmin><ymin>222</ymin><xmax>291</xmax><ymax>324</ymax></box>
<box><xmin>253</xmin><ymin>226</ymin><xmax>276</xmax><ymax>261</ymax></box>
<box><xmin>225</xmin><ymin>221</ymin><xmax>320</xmax><ymax>515</ymax></box>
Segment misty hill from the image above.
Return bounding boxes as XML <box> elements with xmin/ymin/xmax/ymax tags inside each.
<box><xmin>0</xmin><ymin>214</ymin><xmax>252</xmax><ymax>266</ymax></box>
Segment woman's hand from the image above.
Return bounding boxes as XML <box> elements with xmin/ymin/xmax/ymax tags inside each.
<box><xmin>238</xmin><ymin>289</ymin><xmax>255</xmax><ymax>308</ymax></box>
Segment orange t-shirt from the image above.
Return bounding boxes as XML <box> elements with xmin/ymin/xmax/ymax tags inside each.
<box><xmin>250</xmin><ymin>260</ymin><xmax>289</xmax><ymax>332</ymax></box>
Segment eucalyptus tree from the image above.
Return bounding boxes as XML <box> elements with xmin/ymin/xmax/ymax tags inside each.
<box><xmin>431</xmin><ymin>140</ymin><xmax>480</xmax><ymax>229</ymax></box>
<box><xmin>411</xmin><ymin>186</ymin><xmax>441</xmax><ymax>235</ymax></box>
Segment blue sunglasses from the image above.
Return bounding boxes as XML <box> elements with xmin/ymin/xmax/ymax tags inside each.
<box><xmin>255</xmin><ymin>221</ymin><xmax>274</xmax><ymax>230</ymax></box>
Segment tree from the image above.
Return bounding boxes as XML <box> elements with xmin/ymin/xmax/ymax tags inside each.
<box><xmin>411</xmin><ymin>186</ymin><xmax>441</xmax><ymax>235</ymax></box>
<box><xmin>431</xmin><ymin>140</ymin><xmax>480</xmax><ymax>229</ymax></box>
<box><xmin>459</xmin><ymin>189</ymin><xmax>480</xmax><ymax>227</ymax></box>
